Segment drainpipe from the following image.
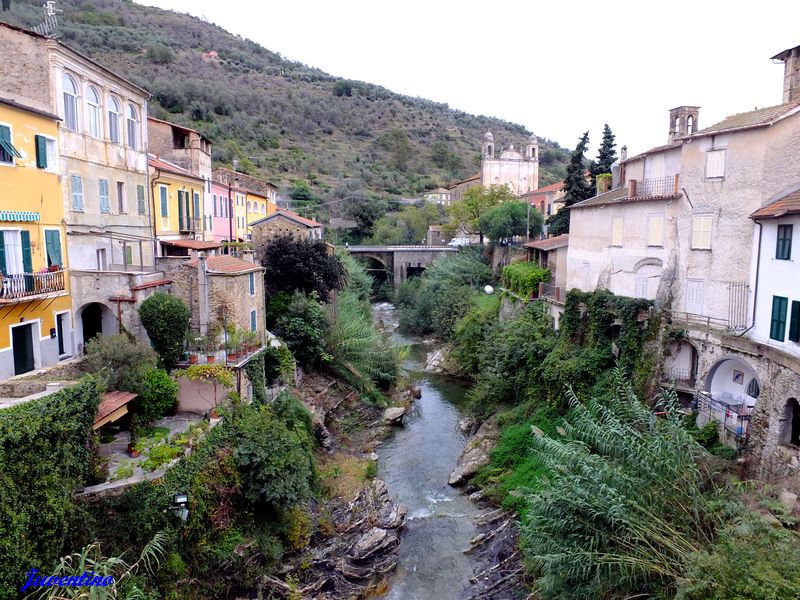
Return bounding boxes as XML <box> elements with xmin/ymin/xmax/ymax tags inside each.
<box><xmin>198</xmin><ymin>251</ymin><xmax>209</xmax><ymax>336</ymax></box>
<box><xmin>737</xmin><ymin>220</ymin><xmax>762</xmax><ymax>337</ymax></box>
<box><xmin>150</xmin><ymin>167</ymin><xmax>163</xmax><ymax>258</ymax></box>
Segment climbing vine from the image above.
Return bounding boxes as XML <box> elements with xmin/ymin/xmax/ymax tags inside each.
<box><xmin>243</xmin><ymin>350</ymin><xmax>267</xmax><ymax>405</ymax></box>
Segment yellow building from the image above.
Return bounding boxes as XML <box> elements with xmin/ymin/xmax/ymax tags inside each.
<box><xmin>0</xmin><ymin>99</ymin><xmax>72</xmax><ymax>377</ymax></box>
<box><xmin>149</xmin><ymin>155</ymin><xmax>208</xmax><ymax>256</ymax></box>
<box><xmin>245</xmin><ymin>189</ymin><xmax>277</xmax><ymax>234</ymax></box>
<box><xmin>233</xmin><ymin>188</ymin><xmax>248</xmax><ymax>242</ymax></box>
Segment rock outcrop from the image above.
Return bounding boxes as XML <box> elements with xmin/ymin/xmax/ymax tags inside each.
<box><xmin>383</xmin><ymin>406</ymin><xmax>406</xmax><ymax>425</ymax></box>
<box><xmin>449</xmin><ymin>421</ymin><xmax>499</xmax><ymax>486</ymax></box>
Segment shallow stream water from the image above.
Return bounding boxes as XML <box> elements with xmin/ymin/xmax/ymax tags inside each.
<box><xmin>373</xmin><ymin>302</ymin><xmax>482</xmax><ymax>600</ymax></box>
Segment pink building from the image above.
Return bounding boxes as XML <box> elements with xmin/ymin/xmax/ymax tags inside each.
<box><xmin>210</xmin><ymin>180</ymin><xmax>233</xmax><ymax>243</ymax></box>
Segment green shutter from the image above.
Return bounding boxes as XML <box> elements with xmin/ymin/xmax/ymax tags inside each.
<box><xmin>0</xmin><ymin>125</ymin><xmax>21</xmax><ymax>160</ymax></box>
<box><xmin>35</xmin><ymin>135</ymin><xmax>48</xmax><ymax>169</ymax></box>
<box><xmin>160</xmin><ymin>187</ymin><xmax>168</xmax><ymax>217</ymax></box>
<box><xmin>137</xmin><ymin>185</ymin><xmax>145</xmax><ymax>214</ymax></box>
<box><xmin>770</xmin><ymin>296</ymin><xmax>788</xmax><ymax>341</ymax></box>
<box><xmin>20</xmin><ymin>230</ymin><xmax>32</xmax><ymax>273</ymax></box>
<box><xmin>0</xmin><ymin>230</ymin><xmax>6</xmax><ymax>276</ymax></box>
<box><xmin>789</xmin><ymin>301</ymin><xmax>800</xmax><ymax>343</ymax></box>
<box><xmin>45</xmin><ymin>230</ymin><xmax>62</xmax><ymax>268</ymax></box>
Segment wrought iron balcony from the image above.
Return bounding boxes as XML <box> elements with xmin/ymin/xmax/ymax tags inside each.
<box><xmin>178</xmin><ymin>216</ymin><xmax>200</xmax><ymax>233</ymax></box>
<box><xmin>0</xmin><ymin>269</ymin><xmax>67</xmax><ymax>303</ymax></box>
<box><xmin>628</xmin><ymin>175</ymin><xmax>681</xmax><ymax>198</ymax></box>
<box><xmin>663</xmin><ymin>367</ymin><xmax>696</xmax><ymax>388</ymax></box>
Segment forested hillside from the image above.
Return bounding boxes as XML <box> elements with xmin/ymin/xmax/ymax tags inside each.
<box><xmin>3</xmin><ymin>0</ymin><xmax>569</xmax><ymax>206</ymax></box>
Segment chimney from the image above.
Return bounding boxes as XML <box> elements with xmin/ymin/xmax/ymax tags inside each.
<box><xmin>773</xmin><ymin>45</ymin><xmax>800</xmax><ymax>103</ymax></box>
<box><xmin>242</xmin><ymin>249</ymin><xmax>254</xmax><ymax>263</ymax></box>
<box><xmin>197</xmin><ymin>252</ymin><xmax>209</xmax><ymax>336</ymax></box>
<box><xmin>620</xmin><ymin>145</ymin><xmax>628</xmax><ymax>162</ymax></box>
<box><xmin>668</xmin><ymin>106</ymin><xmax>700</xmax><ymax>141</ymax></box>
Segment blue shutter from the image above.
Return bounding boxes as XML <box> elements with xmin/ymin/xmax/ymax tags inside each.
<box><xmin>160</xmin><ymin>187</ymin><xmax>168</xmax><ymax>217</ymax></box>
<box><xmin>99</xmin><ymin>179</ymin><xmax>110</xmax><ymax>213</ymax></box>
<box><xmin>35</xmin><ymin>135</ymin><xmax>48</xmax><ymax>169</ymax></box>
<box><xmin>789</xmin><ymin>301</ymin><xmax>800</xmax><ymax>343</ymax></box>
<box><xmin>71</xmin><ymin>175</ymin><xmax>84</xmax><ymax>210</ymax></box>
<box><xmin>0</xmin><ymin>230</ymin><xmax>6</xmax><ymax>276</ymax></box>
<box><xmin>137</xmin><ymin>185</ymin><xmax>146</xmax><ymax>214</ymax></box>
<box><xmin>249</xmin><ymin>272</ymin><xmax>255</xmax><ymax>295</ymax></box>
<box><xmin>250</xmin><ymin>310</ymin><xmax>257</xmax><ymax>332</ymax></box>
<box><xmin>45</xmin><ymin>230</ymin><xmax>62</xmax><ymax>268</ymax></box>
<box><xmin>770</xmin><ymin>296</ymin><xmax>788</xmax><ymax>341</ymax></box>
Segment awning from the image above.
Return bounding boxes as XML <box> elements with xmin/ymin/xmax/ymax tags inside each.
<box><xmin>0</xmin><ymin>210</ymin><xmax>40</xmax><ymax>222</ymax></box>
<box><xmin>93</xmin><ymin>390</ymin><xmax>138</xmax><ymax>430</ymax></box>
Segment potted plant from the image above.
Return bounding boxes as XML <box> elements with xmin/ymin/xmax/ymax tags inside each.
<box><xmin>244</xmin><ymin>330</ymin><xmax>260</xmax><ymax>353</ymax></box>
<box><xmin>226</xmin><ymin>326</ymin><xmax>242</xmax><ymax>362</ymax></box>
<box><xmin>186</xmin><ymin>332</ymin><xmax>200</xmax><ymax>364</ymax></box>
<box><xmin>127</xmin><ymin>429</ymin><xmax>140</xmax><ymax>458</ymax></box>
<box><xmin>206</xmin><ymin>324</ymin><xmax>221</xmax><ymax>363</ymax></box>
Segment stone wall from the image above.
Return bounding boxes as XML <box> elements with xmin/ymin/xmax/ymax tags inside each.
<box><xmin>252</xmin><ymin>218</ymin><xmax>311</xmax><ymax>263</ymax></box>
<box><xmin>0</xmin><ymin>27</ymin><xmax>52</xmax><ymax>113</ymax></box>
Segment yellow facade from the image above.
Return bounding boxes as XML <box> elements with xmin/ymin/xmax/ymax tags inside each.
<box><xmin>245</xmin><ymin>191</ymin><xmax>277</xmax><ymax>236</ymax></box>
<box><xmin>233</xmin><ymin>189</ymin><xmax>248</xmax><ymax>241</ymax></box>
<box><xmin>150</xmin><ymin>164</ymin><xmax>206</xmax><ymax>238</ymax></box>
<box><xmin>0</xmin><ymin>100</ymin><xmax>73</xmax><ymax>376</ymax></box>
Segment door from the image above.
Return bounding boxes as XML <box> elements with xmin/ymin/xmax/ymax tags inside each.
<box><xmin>81</xmin><ymin>303</ymin><xmax>103</xmax><ymax>347</ymax></box>
<box><xmin>56</xmin><ymin>313</ymin><xmax>67</xmax><ymax>356</ymax></box>
<box><xmin>12</xmin><ymin>323</ymin><xmax>34</xmax><ymax>375</ymax></box>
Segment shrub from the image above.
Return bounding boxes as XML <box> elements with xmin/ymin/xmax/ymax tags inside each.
<box><xmin>272</xmin><ymin>292</ymin><xmax>328</xmax><ymax>367</ymax></box>
<box><xmin>138</xmin><ymin>293</ymin><xmax>191</xmax><ymax>371</ymax></box>
<box><xmin>135</xmin><ymin>369</ymin><xmax>178</xmax><ymax>423</ymax></box>
<box><xmin>501</xmin><ymin>261</ymin><xmax>550</xmax><ymax>298</ymax></box>
<box><xmin>84</xmin><ymin>334</ymin><xmax>157</xmax><ymax>393</ymax></box>
<box><xmin>261</xmin><ymin>235</ymin><xmax>345</xmax><ymax>298</ymax></box>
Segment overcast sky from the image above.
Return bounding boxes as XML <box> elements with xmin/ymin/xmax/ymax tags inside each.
<box><xmin>137</xmin><ymin>0</ymin><xmax>798</xmax><ymax>157</ymax></box>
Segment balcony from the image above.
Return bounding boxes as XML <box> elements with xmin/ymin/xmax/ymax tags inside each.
<box><xmin>0</xmin><ymin>269</ymin><xmax>67</xmax><ymax>303</ymax></box>
<box><xmin>178</xmin><ymin>217</ymin><xmax>200</xmax><ymax>233</ymax></box>
<box><xmin>628</xmin><ymin>175</ymin><xmax>681</xmax><ymax>199</ymax></box>
<box><xmin>697</xmin><ymin>390</ymin><xmax>751</xmax><ymax>439</ymax></box>
<box><xmin>536</xmin><ymin>282</ymin><xmax>564</xmax><ymax>305</ymax></box>
<box><xmin>663</xmin><ymin>366</ymin><xmax>696</xmax><ymax>391</ymax></box>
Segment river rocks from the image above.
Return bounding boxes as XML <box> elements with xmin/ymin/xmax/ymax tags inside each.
<box><xmin>459</xmin><ymin>416</ymin><xmax>477</xmax><ymax>434</ymax></box>
<box><xmin>779</xmin><ymin>489</ymin><xmax>798</xmax><ymax>513</ymax></box>
<box><xmin>410</xmin><ymin>385</ymin><xmax>422</xmax><ymax>399</ymax></box>
<box><xmin>449</xmin><ymin>421</ymin><xmax>499</xmax><ymax>486</ymax></box>
<box><xmin>426</xmin><ymin>348</ymin><xmax>447</xmax><ymax>372</ymax></box>
<box><xmin>383</xmin><ymin>406</ymin><xmax>407</xmax><ymax>425</ymax></box>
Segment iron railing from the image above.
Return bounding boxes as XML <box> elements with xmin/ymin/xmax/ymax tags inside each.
<box><xmin>697</xmin><ymin>390</ymin><xmax>751</xmax><ymax>439</ymax></box>
<box><xmin>178</xmin><ymin>217</ymin><xmax>199</xmax><ymax>232</ymax></box>
<box><xmin>628</xmin><ymin>175</ymin><xmax>680</xmax><ymax>198</ymax></box>
<box><xmin>728</xmin><ymin>281</ymin><xmax>750</xmax><ymax>330</ymax></box>
<box><xmin>0</xmin><ymin>269</ymin><xmax>66</xmax><ymax>301</ymax></box>
<box><xmin>537</xmin><ymin>282</ymin><xmax>564</xmax><ymax>303</ymax></box>
<box><xmin>664</xmin><ymin>367</ymin><xmax>696</xmax><ymax>387</ymax></box>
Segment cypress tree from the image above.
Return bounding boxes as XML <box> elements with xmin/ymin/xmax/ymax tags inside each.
<box><xmin>595</xmin><ymin>124</ymin><xmax>617</xmax><ymax>175</ymax></box>
<box><xmin>546</xmin><ymin>132</ymin><xmax>592</xmax><ymax>236</ymax></box>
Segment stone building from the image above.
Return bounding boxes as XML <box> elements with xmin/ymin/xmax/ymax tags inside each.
<box><xmin>447</xmin><ymin>172</ymin><xmax>480</xmax><ymax>204</ymax></box>
<box><xmin>422</xmin><ymin>188</ymin><xmax>451</xmax><ymax>206</ymax></box>
<box><xmin>563</xmin><ymin>46</ymin><xmax>800</xmax><ymax>478</ymax></box>
<box><xmin>250</xmin><ymin>209</ymin><xmax>323</xmax><ymax>263</ymax></box>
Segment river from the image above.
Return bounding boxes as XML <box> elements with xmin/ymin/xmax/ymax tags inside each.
<box><xmin>373</xmin><ymin>302</ymin><xmax>484</xmax><ymax>600</ymax></box>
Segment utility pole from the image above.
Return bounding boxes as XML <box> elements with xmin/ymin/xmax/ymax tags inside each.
<box><xmin>227</xmin><ymin>159</ymin><xmax>239</xmax><ymax>254</ymax></box>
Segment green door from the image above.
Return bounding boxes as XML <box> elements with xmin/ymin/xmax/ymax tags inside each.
<box><xmin>13</xmin><ymin>324</ymin><xmax>35</xmax><ymax>375</ymax></box>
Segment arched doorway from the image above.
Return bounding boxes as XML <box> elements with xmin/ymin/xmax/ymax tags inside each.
<box><xmin>699</xmin><ymin>356</ymin><xmax>759</xmax><ymax>442</ymax></box>
<box><xmin>78</xmin><ymin>302</ymin><xmax>117</xmax><ymax>351</ymax></box>
<box><xmin>783</xmin><ymin>398</ymin><xmax>800</xmax><ymax>447</ymax></box>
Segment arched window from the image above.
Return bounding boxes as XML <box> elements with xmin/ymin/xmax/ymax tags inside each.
<box><xmin>674</xmin><ymin>116</ymin><xmax>680</xmax><ymax>133</ymax></box>
<box><xmin>62</xmin><ymin>73</ymin><xmax>79</xmax><ymax>131</ymax></box>
<box><xmin>86</xmin><ymin>86</ymin><xmax>101</xmax><ymax>138</ymax></box>
<box><xmin>247</xmin><ymin>201</ymin><xmax>252</xmax><ymax>212</ymax></box>
<box><xmin>261</xmin><ymin>203</ymin><xmax>266</xmax><ymax>214</ymax></box>
<box><xmin>107</xmin><ymin>96</ymin><xmax>121</xmax><ymax>143</ymax></box>
<box><xmin>783</xmin><ymin>398</ymin><xmax>800</xmax><ymax>446</ymax></box>
<box><xmin>746</xmin><ymin>378</ymin><xmax>760</xmax><ymax>398</ymax></box>
<box><xmin>687</xmin><ymin>116</ymin><xmax>694</xmax><ymax>134</ymax></box>
<box><xmin>126</xmin><ymin>104</ymin><xmax>139</xmax><ymax>150</ymax></box>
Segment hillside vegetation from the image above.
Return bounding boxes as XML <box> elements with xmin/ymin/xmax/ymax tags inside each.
<box><xmin>4</xmin><ymin>0</ymin><xmax>569</xmax><ymax>207</ymax></box>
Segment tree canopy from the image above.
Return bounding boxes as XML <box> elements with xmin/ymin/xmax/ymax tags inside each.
<box><xmin>547</xmin><ymin>132</ymin><xmax>593</xmax><ymax>236</ymax></box>
<box><xmin>478</xmin><ymin>200</ymin><xmax>543</xmax><ymax>245</ymax></box>
<box><xmin>138</xmin><ymin>293</ymin><xmax>191</xmax><ymax>371</ymax></box>
<box><xmin>261</xmin><ymin>235</ymin><xmax>345</xmax><ymax>298</ymax></box>
<box><xmin>448</xmin><ymin>185</ymin><xmax>516</xmax><ymax>243</ymax></box>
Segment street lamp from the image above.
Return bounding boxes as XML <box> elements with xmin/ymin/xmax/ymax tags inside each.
<box><xmin>171</xmin><ymin>492</ymin><xmax>189</xmax><ymax>522</ymax></box>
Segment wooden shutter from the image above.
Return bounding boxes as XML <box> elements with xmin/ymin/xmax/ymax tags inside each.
<box><xmin>250</xmin><ymin>310</ymin><xmax>257</xmax><ymax>331</ymax></box>
<box><xmin>706</xmin><ymin>150</ymin><xmax>726</xmax><ymax>178</ymax></box>
<box><xmin>789</xmin><ymin>301</ymin><xmax>800</xmax><ymax>343</ymax></box>
<box><xmin>611</xmin><ymin>217</ymin><xmax>623</xmax><ymax>246</ymax></box>
<box><xmin>35</xmin><ymin>135</ymin><xmax>48</xmax><ymax>169</ymax></box>
<box><xmin>20</xmin><ymin>230</ymin><xmax>32</xmax><ymax>276</ymax></box>
<box><xmin>45</xmin><ymin>230</ymin><xmax>62</xmax><ymax>268</ymax></box>
<box><xmin>0</xmin><ymin>230</ymin><xmax>6</xmax><ymax>276</ymax></box>
<box><xmin>692</xmin><ymin>215</ymin><xmax>712</xmax><ymax>249</ymax></box>
<box><xmin>648</xmin><ymin>215</ymin><xmax>664</xmax><ymax>246</ymax></box>
<box><xmin>770</xmin><ymin>296</ymin><xmax>788</xmax><ymax>341</ymax></box>
<box><xmin>160</xmin><ymin>187</ymin><xmax>168</xmax><ymax>217</ymax></box>
<box><xmin>137</xmin><ymin>185</ymin><xmax>145</xmax><ymax>214</ymax></box>
<box><xmin>99</xmin><ymin>179</ymin><xmax>109</xmax><ymax>213</ymax></box>
<box><xmin>71</xmin><ymin>175</ymin><xmax>84</xmax><ymax>210</ymax></box>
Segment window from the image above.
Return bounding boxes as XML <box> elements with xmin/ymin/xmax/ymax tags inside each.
<box><xmin>687</xmin><ymin>115</ymin><xmax>694</xmax><ymax>134</ymax></box>
<box><xmin>770</xmin><ymin>295</ymin><xmax>788</xmax><ymax>341</ymax></box>
<box><xmin>705</xmin><ymin>149</ymin><xmax>726</xmax><ymax>178</ymax></box>
<box><xmin>126</xmin><ymin>104</ymin><xmax>139</xmax><ymax>150</ymax></box>
<box><xmin>691</xmin><ymin>214</ymin><xmax>712</xmax><ymax>250</ymax></box>
<box><xmin>86</xmin><ymin>86</ymin><xmax>101</xmax><ymax>138</ymax></box>
<box><xmin>34</xmin><ymin>135</ymin><xmax>57</xmax><ymax>171</ymax></box>
<box><xmin>160</xmin><ymin>186</ymin><xmax>168</xmax><ymax>217</ymax></box>
<box><xmin>250</xmin><ymin>309</ymin><xmax>257</xmax><ymax>332</ymax></box>
<box><xmin>686</xmin><ymin>279</ymin><xmax>704</xmax><ymax>315</ymax></box>
<box><xmin>107</xmin><ymin>96</ymin><xmax>121</xmax><ymax>143</ymax></box>
<box><xmin>0</xmin><ymin>230</ymin><xmax>29</xmax><ymax>276</ymax></box>
<box><xmin>635</xmin><ymin>276</ymin><xmax>648</xmax><ymax>299</ymax></box>
<box><xmin>213</xmin><ymin>194</ymin><xmax>218</xmax><ymax>217</ymax></box>
<box><xmin>71</xmin><ymin>175</ymin><xmax>84</xmax><ymax>211</ymax></box>
<box><xmin>647</xmin><ymin>214</ymin><xmax>664</xmax><ymax>247</ymax></box>
<box><xmin>789</xmin><ymin>301</ymin><xmax>800</xmax><ymax>343</ymax></box>
<box><xmin>62</xmin><ymin>73</ymin><xmax>79</xmax><ymax>131</ymax></box>
<box><xmin>247</xmin><ymin>201</ymin><xmax>252</xmax><ymax>213</ymax></box>
<box><xmin>746</xmin><ymin>379</ymin><xmax>760</xmax><ymax>398</ymax></box>
<box><xmin>117</xmin><ymin>182</ymin><xmax>126</xmax><ymax>213</ymax></box>
<box><xmin>249</xmin><ymin>272</ymin><xmax>255</xmax><ymax>295</ymax></box>
<box><xmin>136</xmin><ymin>185</ymin><xmax>146</xmax><ymax>214</ymax></box>
<box><xmin>0</xmin><ymin>124</ymin><xmax>21</xmax><ymax>164</ymax></box>
<box><xmin>124</xmin><ymin>244</ymin><xmax>132</xmax><ymax>266</ymax></box>
<box><xmin>44</xmin><ymin>230</ymin><xmax>62</xmax><ymax>268</ymax></box>
<box><xmin>193</xmin><ymin>192</ymin><xmax>200</xmax><ymax>221</ymax></box>
<box><xmin>611</xmin><ymin>217</ymin><xmax>623</xmax><ymax>246</ymax></box>
<box><xmin>776</xmin><ymin>224</ymin><xmax>793</xmax><ymax>260</ymax></box>
<box><xmin>99</xmin><ymin>179</ymin><xmax>110</xmax><ymax>213</ymax></box>
<box><xmin>96</xmin><ymin>248</ymin><xmax>107</xmax><ymax>271</ymax></box>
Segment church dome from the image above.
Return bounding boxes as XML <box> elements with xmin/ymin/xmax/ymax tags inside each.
<box><xmin>483</xmin><ymin>131</ymin><xmax>494</xmax><ymax>142</ymax></box>
<box><xmin>529</xmin><ymin>133</ymin><xmax>538</xmax><ymax>143</ymax></box>
<box><xmin>499</xmin><ymin>146</ymin><xmax>523</xmax><ymax>159</ymax></box>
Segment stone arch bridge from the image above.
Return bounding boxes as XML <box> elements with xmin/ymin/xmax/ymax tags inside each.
<box><xmin>344</xmin><ymin>245</ymin><xmax>459</xmax><ymax>286</ymax></box>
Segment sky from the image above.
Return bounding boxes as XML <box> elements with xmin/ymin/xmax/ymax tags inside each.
<box><xmin>136</xmin><ymin>0</ymin><xmax>799</xmax><ymax>157</ymax></box>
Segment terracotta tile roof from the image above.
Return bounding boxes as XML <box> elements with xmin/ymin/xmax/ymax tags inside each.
<box><xmin>694</xmin><ymin>101</ymin><xmax>800</xmax><ymax>136</ymax></box>
<box><xmin>250</xmin><ymin>209</ymin><xmax>322</xmax><ymax>228</ymax></box>
<box><xmin>751</xmin><ymin>188</ymin><xmax>800</xmax><ymax>219</ymax></box>
<box><xmin>130</xmin><ymin>278</ymin><xmax>172</xmax><ymax>291</ymax></box>
<box><xmin>571</xmin><ymin>186</ymin><xmax>680</xmax><ymax>209</ymax></box>
<box><xmin>448</xmin><ymin>172</ymin><xmax>481</xmax><ymax>189</ymax></box>
<box><xmin>523</xmin><ymin>234</ymin><xmax>569</xmax><ymax>251</ymax></box>
<box><xmin>0</xmin><ymin>97</ymin><xmax>61</xmax><ymax>121</ymax></box>
<box><xmin>188</xmin><ymin>255</ymin><xmax>262</xmax><ymax>274</ymax></box>
<box><xmin>148</xmin><ymin>154</ymin><xmax>195</xmax><ymax>178</ymax></box>
<box><xmin>147</xmin><ymin>116</ymin><xmax>210</xmax><ymax>142</ymax></box>
<box><xmin>528</xmin><ymin>181</ymin><xmax>565</xmax><ymax>195</ymax></box>
<box><xmin>622</xmin><ymin>141</ymin><xmax>683</xmax><ymax>165</ymax></box>
<box><xmin>95</xmin><ymin>391</ymin><xmax>137</xmax><ymax>425</ymax></box>
<box><xmin>162</xmin><ymin>239</ymin><xmax>222</xmax><ymax>250</ymax></box>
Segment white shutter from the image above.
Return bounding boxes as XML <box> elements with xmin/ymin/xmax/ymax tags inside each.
<box><xmin>611</xmin><ymin>217</ymin><xmax>624</xmax><ymax>246</ymax></box>
<box><xmin>686</xmin><ymin>279</ymin><xmax>704</xmax><ymax>314</ymax></box>
<box><xmin>648</xmin><ymin>215</ymin><xmax>664</xmax><ymax>246</ymax></box>
<box><xmin>706</xmin><ymin>150</ymin><xmax>726</xmax><ymax>178</ymax></box>
<box><xmin>691</xmin><ymin>215</ymin><xmax>712</xmax><ymax>250</ymax></box>
<box><xmin>635</xmin><ymin>277</ymin><xmax>648</xmax><ymax>298</ymax></box>
<box><xmin>71</xmin><ymin>175</ymin><xmax>84</xmax><ymax>210</ymax></box>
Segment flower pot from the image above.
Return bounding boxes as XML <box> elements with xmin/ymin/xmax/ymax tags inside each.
<box><xmin>228</xmin><ymin>352</ymin><xmax>238</xmax><ymax>362</ymax></box>
<box><xmin>206</xmin><ymin>354</ymin><xmax>216</xmax><ymax>363</ymax></box>
<box><xmin>188</xmin><ymin>354</ymin><xmax>198</xmax><ymax>364</ymax></box>
<box><xmin>210</xmin><ymin>408</ymin><xmax>220</xmax><ymax>419</ymax></box>
<box><xmin>127</xmin><ymin>443</ymin><xmax>140</xmax><ymax>458</ymax></box>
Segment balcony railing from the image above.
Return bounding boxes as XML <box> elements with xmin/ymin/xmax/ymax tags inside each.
<box><xmin>628</xmin><ymin>175</ymin><xmax>680</xmax><ymax>198</ymax></box>
<box><xmin>178</xmin><ymin>217</ymin><xmax>199</xmax><ymax>233</ymax></box>
<box><xmin>697</xmin><ymin>390</ymin><xmax>751</xmax><ymax>439</ymax></box>
<box><xmin>537</xmin><ymin>282</ymin><xmax>564</xmax><ymax>304</ymax></box>
<box><xmin>663</xmin><ymin>367</ymin><xmax>696</xmax><ymax>388</ymax></box>
<box><xmin>0</xmin><ymin>269</ymin><xmax>66</xmax><ymax>302</ymax></box>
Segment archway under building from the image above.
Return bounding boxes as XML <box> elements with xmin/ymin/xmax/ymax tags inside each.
<box><xmin>782</xmin><ymin>398</ymin><xmax>800</xmax><ymax>447</ymax></box>
<box><xmin>699</xmin><ymin>356</ymin><xmax>760</xmax><ymax>442</ymax></box>
<box><xmin>77</xmin><ymin>302</ymin><xmax>118</xmax><ymax>352</ymax></box>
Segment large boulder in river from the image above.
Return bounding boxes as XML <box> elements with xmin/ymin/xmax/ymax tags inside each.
<box><xmin>383</xmin><ymin>406</ymin><xmax>406</xmax><ymax>425</ymax></box>
<box><xmin>449</xmin><ymin>421</ymin><xmax>499</xmax><ymax>486</ymax></box>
